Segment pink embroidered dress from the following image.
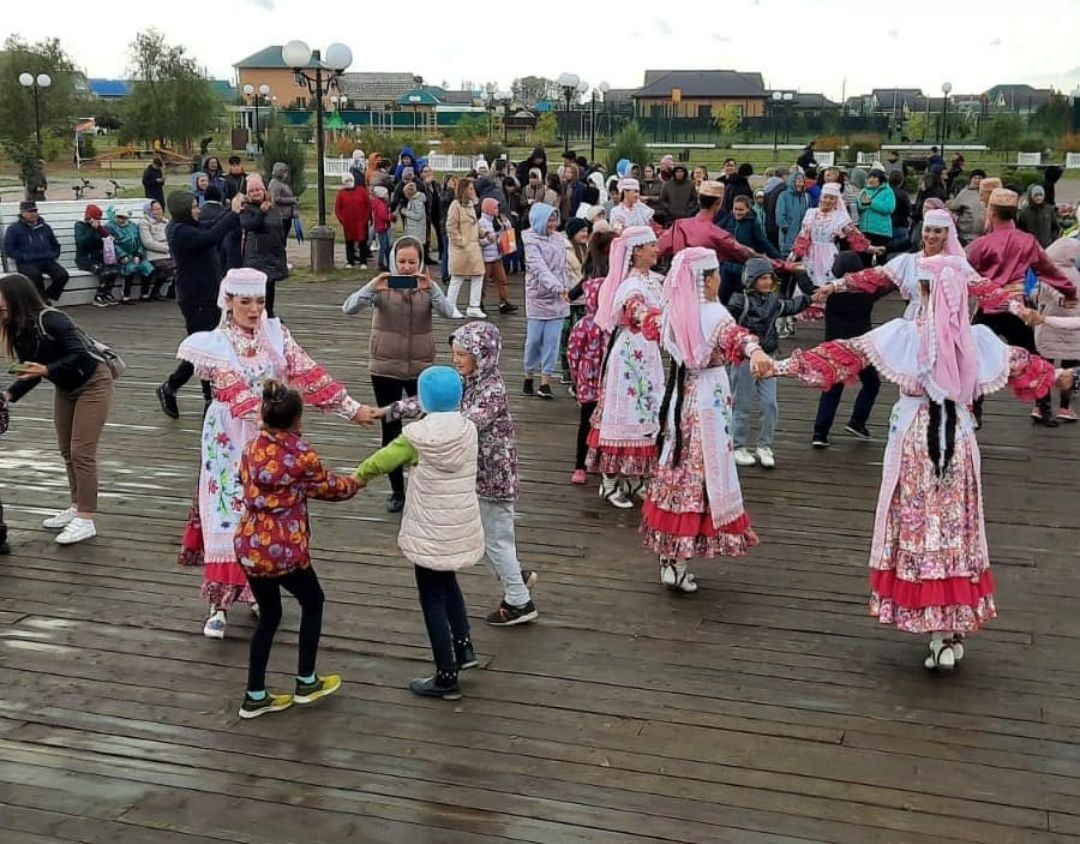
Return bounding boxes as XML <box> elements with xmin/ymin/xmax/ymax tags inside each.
<box><xmin>176</xmin><ymin>319</ymin><xmax>360</xmax><ymax>610</ymax></box>
<box><xmin>778</xmin><ymin>255</ymin><xmax>1056</xmax><ymax>634</ymax></box>
<box><xmin>642</xmin><ymin>248</ymin><xmax>762</xmax><ymax>560</ymax></box>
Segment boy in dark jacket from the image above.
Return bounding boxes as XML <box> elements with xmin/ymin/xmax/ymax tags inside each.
<box><xmin>727</xmin><ymin>258</ymin><xmax>811</xmax><ymax>469</ymax></box>
<box><xmin>810</xmin><ymin>251</ymin><xmax>884</xmax><ymax>447</ymax></box>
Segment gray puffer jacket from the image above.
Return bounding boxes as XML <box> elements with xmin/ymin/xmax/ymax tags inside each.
<box><xmin>727</xmin><ymin>284</ymin><xmax>811</xmax><ymax>354</ymax></box>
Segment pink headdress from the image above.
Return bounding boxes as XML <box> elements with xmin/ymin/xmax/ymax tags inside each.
<box><xmin>819</xmin><ymin>181</ymin><xmax>852</xmax><ymax>227</ymax></box>
<box><xmin>595</xmin><ymin>226</ymin><xmax>657</xmax><ymax>333</ymax></box>
<box><xmin>480</xmin><ymin>197</ymin><xmax>499</xmax><ymax>217</ymax></box>
<box><xmin>922</xmin><ymin>208</ymin><xmax>964</xmax><ymax>257</ymax></box>
<box><xmin>917</xmin><ymin>254</ymin><xmax>978</xmax><ymax>404</ymax></box>
<box><xmin>662</xmin><ymin>247</ymin><xmax>720</xmax><ymax>368</ymax></box>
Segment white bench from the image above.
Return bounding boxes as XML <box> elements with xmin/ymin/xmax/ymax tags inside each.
<box><xmin>856</xmin><ymin>151</ymin><xmax>882</xmax><ymax>165</ymax></box>
<box><xmin>1065</xmin><ymin>152</ymin><xmax>1080</xmax><ymax>170</ymax></box>
<box><xmin>1017</xmin><ymin>152</ymin><xmax>1042</xmax><ymax>167</ymax></box>
<box><xmin>0</xmin><ymin>199</ymin><xmax>148</xmax><ymax>307</ymax></box>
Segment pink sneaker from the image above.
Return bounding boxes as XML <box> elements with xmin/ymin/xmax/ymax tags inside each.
<box><xmin>1057</xmin><ymin>407</ymin><xmax>1078</xmax><ymax>422</ymax></box>
<box><xmin>570</xmin><ymin>469</ymin><xmax>587</xmax><ymax>485</ymax></box>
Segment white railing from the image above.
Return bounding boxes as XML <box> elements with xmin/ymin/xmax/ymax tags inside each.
<box><xmin>1017</xmin><ymin>152</ymin><xmax>1042</xmax><ymax>167</ymax></box>
<box><xmin>1067</xmin><ymin>152</ymin><xmax>1080</xmax><ymax>170</ymax></box>
<box><xmin>856</xmin><ymin>151</ymin><xmax>882</xmax><ymax>165</ymax></box>
<box><xmin>323</xmin><ymin>157</ymin><xmax>353</xmax><ymax>177</ymax></box>
<box><xmin>816</xmin><ymin>151</ymin><xmax>836</xmax><ymax>167</ymax></box>
<box><xmin>427</xmin><ymin>154</ymin><xmax>478</xmax><ymax>172</ymax></box>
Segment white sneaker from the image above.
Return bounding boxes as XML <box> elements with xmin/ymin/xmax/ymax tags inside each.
<box><xmin>451</xmin><ymin>309</ymin><xmax>465</xmax><ymax>319</ymax></box>
<box><xmin>465</xmin><ymin>307</ymin><xmax>487</xmax><ymax>319</ymax></box>
<box><xmin>249</xmin><ymin>602</ymin><xmax>260</xmax><ymax>620</ymax></box>
<box><xmin>42</xmin><ymin>506</ymin><xmax>77</xmax><ymax>529</ymax></box>
<box><xmin>55</xmin><ymin>517</ymin><xmax>96</xmax><ymax>545</ymax></box>
<box><xmin>660</xmin><ymin>561</ymin><xmax>698</xmax><ymax>593</ymax></box>
<box><xmin>599</xmin><ymin>478</ymin><xmax>634</xmax><ymax>509</ymax></box>
<box><xmin>203</xmin><ymin>610</ymin><xmax>227</xmax><ymax>639</ymax></box>
<box><xmin>733</xmin><ymin>448</ymin><xmax>756</xmax><ymax>467</ymax></box>
<box><xmin>756</xmin><ymin>447</ymin><xmax>776</xmax><ymax>469</ymax></box>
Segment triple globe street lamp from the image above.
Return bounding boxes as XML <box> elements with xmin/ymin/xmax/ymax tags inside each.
<box><xmin>242</xmin><ymin>82</ymin><xmax>271</xmax><ymax>153</ymax></box>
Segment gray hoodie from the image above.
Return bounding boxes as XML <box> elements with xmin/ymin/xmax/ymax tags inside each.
<box><xmin>268</xmin><ymin>162</ymin><xmax>297</xmax><ymax>220</ymax></box>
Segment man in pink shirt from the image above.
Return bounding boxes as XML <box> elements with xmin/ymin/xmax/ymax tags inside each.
<box><xmin>966</xmin><ymin>188</ymin><xmax>1076</xmax><ymax>426</ymax></box>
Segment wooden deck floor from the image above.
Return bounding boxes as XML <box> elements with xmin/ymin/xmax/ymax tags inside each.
<box><xmin>2</xmin><ymin>277</ymin><xmax>1080</xmax><ymax>844</ymax></box>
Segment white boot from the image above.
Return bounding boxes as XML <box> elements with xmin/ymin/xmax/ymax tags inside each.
<box><xmin>599</xmin><ymin>474</ymin><xmax>633</xmax><ymax>509</ymax></box>
<box><xmin>923</xmin><ymin>632</ymin><xmax>955</xmax><ymax>670</ymax></box>
<box><xmin>660</xmin><ymin>560</ymin><xmax>697</xmax><ymax>593</ymax></box>
<box><xmin>625</xmin><ymin>476</ymin><xmax>648</xmax><ymax>501</ymax></box>
<box><xmin>203</xmin><ymin>609</ymin><xmax>227</xmax><ymax>639</ymax></box>
<box><xmin>948</xmin><ymin>633</ymin><xmax>965</xmax><ymax>662</ymax></box>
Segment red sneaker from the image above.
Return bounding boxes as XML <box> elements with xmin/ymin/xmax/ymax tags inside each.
<box><xmin>1057</xmin><ymin>407</ymin><xmax>1078</xmax><ymax>422</ymax></box>
<box><xmin>570</xmin><ymin>469</ymin><xmax>587</xmax><ymax>485</ymax></box>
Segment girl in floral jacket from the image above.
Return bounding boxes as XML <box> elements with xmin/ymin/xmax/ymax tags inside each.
<box><xmin>381</xmin><ymin>321</ymin><xmax>538</xmax><ymax>627</ymax></box>
<box><xmin>234</xmin><ymin>379</ymin><xmax>359</xmax><ymax>719</ymax></box>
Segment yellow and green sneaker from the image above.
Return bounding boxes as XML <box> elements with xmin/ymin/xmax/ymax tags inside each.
<box><xmin>238</xmin><ymin>692</ymin><xmax>293</xmax><ymax>719</ymax></box>
<box><xmin>294</xmin><ymin>674</ymin><xmax>342</xmax><ymax>705</ymax></box>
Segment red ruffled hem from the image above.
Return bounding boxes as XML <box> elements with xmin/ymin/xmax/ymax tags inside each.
<box><xmin>585</xmin><ymin>426</ymin><xmax>655</xmax><ymax>456</ymax></box>
<box><xmin>869</xmin><ymin>568</ymin><xmax>995</xmax><ymax>609</ymax></box>
<box><xmin>641</xmin><ymin>500</ymin><xmax>751</xmax><ymax>537</ymax></box>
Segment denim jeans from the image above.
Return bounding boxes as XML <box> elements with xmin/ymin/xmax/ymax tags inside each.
<box><xmin>813</xmin><ymin>366</ymin><xmax>881</xmax><ymax>437</ymax></box>
<box><xmin>730</xmin><ymin>360</ymin><xmax>778</xmax><ymax>449</ymax></box>
<box><xmin>524</xmin><ymin>317</ymin><xmax>563</xmax><ymax>376</ymax></box>
<box><xmin>439</xmin><ymin>231</ymin><xmax>449</xmax><ymax>281</ymax></box>
<box><xmin>378</xmin><ymin>231</ymin><xmax>392</xmax><ymax>269</ymax></box>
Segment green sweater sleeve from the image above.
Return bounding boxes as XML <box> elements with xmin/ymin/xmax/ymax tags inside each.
<box><xmin>354</xmin><ymin>435</ymin><xmax>419</xmax><ymax>481</ymax></box>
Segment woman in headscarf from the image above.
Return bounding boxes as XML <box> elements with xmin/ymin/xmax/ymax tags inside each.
<box><xmin>608</xmin><ymin>178</ymin><xmax>655</xmax><ymax>233</ymax></box>
<box><xmin>586</xmin><ymin>226</ymin><xmax>664</xmax><ymax>509</ymax></box>
<box><xmin>643</xmin><ymin>247</ymin><xmax>769</xmax><ymax>593</ymax></box>
<box><xmin>176</xmin><ymin>268</ymin><xmax>375</xmax><ymax>640</ymax></box>
<box><xmin>1018</xmin><ymin>184</ymin><xmax>1061</xmax><ymax>247</ymax></box>
<box><xmin>790</xmin><ymin>182</ymin><xmax>871</xmax><ymax>288</ymax></box>
<box><xmin>768</xmin><ymin>254</ymin><xmax>1062</xmax><ymax>670</ymax></box>
<box><xmin>816</xmin><ymin>208</ymin><xmax>983</xmax><ymax>322</ymax></box>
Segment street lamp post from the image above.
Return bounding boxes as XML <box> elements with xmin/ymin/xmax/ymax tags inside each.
<box><xmin>940</xmin><ymin>81</ymin><xmax>953</xmax><ymax>160</ymax></box>
<box><xmin>496</xmin><ymin>90</ymin><xmax>512</xmax><ymax>145</ymax></box>
<box><xmin>19</xmin><ymin>72</ymin><xmax>52</xmax><ymax>150</ymax></box>
<box><xmin>771</xmin><ymin>91</ymin><xmax>794</xmax><ymax>157</ymax></box>
<box><xmin>243</xmin><ymin>83</ymin><xmax>271</xmax><ymax>153</ymax></box>
<box><xmin>598</xmin><ymin>81</ymin><xmax>610</xmax><ymax>144</ymax></box>
<box><xmin>558</xmin><ymin>73</ymin><xmax>580</xmax><ymax>154</ymax></box>
<box><xmin>282</xmin><ymin>40</ymin><xmax>352</xmax><ymax>271</ymax></box>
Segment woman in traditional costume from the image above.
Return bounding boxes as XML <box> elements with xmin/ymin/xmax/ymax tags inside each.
<box><xmin>770</xmin><ymin>254</ymin><xmax>1061</xmax><ymax>669</ymax></box>
<box><xmin>176</xmin><ymin>268</ymin><xmax>373</xmax><ymax>639</ymax></box>
<box><xmin>586</xmin><ymin>226</ymin><xmax>664</xmax><ymax>509</ymax></box>
<box><xmin>642</xmin><ymin>247</ymin><xmax>769</xmax><ymax>592</ymax></box>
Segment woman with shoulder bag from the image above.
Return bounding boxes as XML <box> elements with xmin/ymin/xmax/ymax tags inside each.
<box><xmin>0</xmin><ymin>274</ymin><xmax>114</xmax><ymax>545</ymax></box>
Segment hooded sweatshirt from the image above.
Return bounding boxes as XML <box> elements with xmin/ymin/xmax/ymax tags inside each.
<box><xmin>393</xmin><ymin>147</ymin><xmax>417</xmax><ymax>182</ymax></box>
<box><xmin>165</xmin><ymin>190</ymin><xmax>239</xmax><ymax>304</ymax></box>
<box><xmin>517</xmin><ymin>148</ymin><xmax>548</xmax><ymax>187</ymax></box>
<box><xmin>522</xmin><ymin>203</ymin><xmax>570</xmax><ymax>320</ymax></box>
<box><xmin>726</xmin><ymin>260</ymin><xmax>811</xmax><ymax>354</ymax></box>
<box><xmin>775</xmin><ymin>173</ymin><xmax>810</xmax><ymax>254</ymax></box>
<box><xmin>1018</xmin><ymin>185</ymin><xmax>1060</xmax><ymax>248</ymax></box>
<box><xmin>268</xmin><ymin>162</ymin><xmax>297</xmax><ymax>220</ymax></box>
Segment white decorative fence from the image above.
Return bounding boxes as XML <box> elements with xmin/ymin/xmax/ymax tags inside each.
<box><xmin>1065</xmin><ymin>153</ymin><xmax>1080</xmax><ymax>169</ymax></box>
<box><xmin>323</xmin><ymin>155</ymin><xmax>477</xmax><ymax>176</ymax></box>
<box><xmin>1016</xmin><ymin>152</ymin><xmax>1042</xmax><ymax>167</ymax></box>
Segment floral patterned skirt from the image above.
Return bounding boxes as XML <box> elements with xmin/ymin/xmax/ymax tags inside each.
<box><xmin>869</xmin><ymin>406</ymin><xmax>996</xmax><ymax>634</ymax></box>
<box><xmin>584</xmin><ymin>425</ymin><xmax>657</xmax><ymax>477</ymax></box>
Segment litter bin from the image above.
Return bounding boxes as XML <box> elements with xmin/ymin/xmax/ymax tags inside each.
<box><xmin>309</xmin><ymin>225</ymin><xmax>336</xmax><ymax>274</ymax></box>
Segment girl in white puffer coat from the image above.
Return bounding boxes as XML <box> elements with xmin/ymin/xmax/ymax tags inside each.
<box><xmin>354</xmin><ymin>365</ymin><xmax>483</xmax><ymax>701</ymax></box>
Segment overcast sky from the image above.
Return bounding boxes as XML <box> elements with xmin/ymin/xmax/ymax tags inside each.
<box><xmin>7</xmin><ymin>0</ymin><xmax>1080</xmax><ymax>98</ymax></box>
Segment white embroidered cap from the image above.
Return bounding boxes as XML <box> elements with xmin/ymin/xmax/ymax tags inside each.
<box><xmin>217</xmin><ymin>267</ymin><xmax>268</xmax><ymax>310</ymax></box>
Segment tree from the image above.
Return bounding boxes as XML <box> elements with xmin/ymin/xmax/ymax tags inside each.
<box><xmin>120</xmin><ymin>29</ymin><xmax>218</xmax><ymax>149</ymax></box>
<box><xmin>714</xmin><ymin>105</ymin><xmax>742</xmax><ymax>140</ymax></box>
<box><xmin>985</xmin><ymin>113</ymin><xmax>1022</xmax><ymax>152</ymax></box>
<box><xmin>606</xmin><ymin>123</ymin><xmax>649</xmax><ymax>175</ymax></box>
<box><xmin>262</xmin><ymin>126</ymin><xmax>307</xmax><ymax>198</ymax></box>
<box><xmin>533</xmin><ymin>112</ymin><xmax>558</xmax><ymax>144</ymax></box>
<box><xmin>512</xmin><ymin>76</ymin><xmax>560</xmax><ymax>106</ymax></box>
<box><xmin>0</xmin><ymin>35</ymin><xmax>85</xmax><ymax>153</ymax></box>
<box><xmin>904</xmin><ymin>112</ymin><xmax>928</xmax><ymax>142</ymax></box>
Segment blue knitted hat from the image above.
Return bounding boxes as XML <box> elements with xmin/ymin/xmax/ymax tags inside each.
<box><xmin>418</xmin><ymin>366</ymin><xmax>462</xmax><ymax>413</ymax></box>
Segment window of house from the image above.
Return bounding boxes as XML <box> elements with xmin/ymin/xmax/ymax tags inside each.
<box><xmin>697</xmin><ymin>104</ymin><xmax>712</xmax><ymax>120</ymax></box>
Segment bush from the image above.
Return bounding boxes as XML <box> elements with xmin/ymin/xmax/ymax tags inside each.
<box><xmin>1002</xmin><ymin>168</ymin><xmax>1044</xmax><ymax>190</ymax></box>
<box><xmin>78</xmin><ymin>132</ymin><xmax>96</xmax><ymax>160</ymax></box>
<box><xmin>1058</xmin><ymin>133</ymin><xmax>1080</xmax><ymax>153</ymax></box>
<box><xmin>606</xmin><ymin>123</ymin><xmax>649</xmax><ymax>173</ymax></box>
<box><xmin>846</xmin><ymin>134</ymin><xmax>882</xmax><ymax>156</ymax></box>
<box><xmin>261</xmin><ymin>126</ymin><xmax>307</xmax><ymax>197</ymax></box>
<box><xmin>1017</xmin><ymin>133</ymin><xmax>1048</xmax><ymax>153</ymax></box>
<box><xmin>813</xmin><ymin>134</ymin><xmax>843</xmax><ymax>152</ymax></box>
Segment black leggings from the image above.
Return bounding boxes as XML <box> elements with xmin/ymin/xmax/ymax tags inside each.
<box><xmin>371</xmin><ymin>374</ymin><xmax>419</xmax><ymax>496</ymax></box>
<box><xmin>167</xmin><ymin>300</ymin><xmax>221</xmax><ymax>400</ymax></box>
<box><xmin>414</xmin><ymin>565</ymin><xmax>470</xmax><ymax>677</ymax></box>
<box><xmin>245</xmin><ymin>566</ymin><xmax>324</xmax><ymax>693</ymax></box>
<box><xmin>576</xmin><ymin>400</ymin><xmax>597</xmax><ymax>470</ymax></box>
<box><xmin>345</xmin><ymin>240</ymin><xmax>371</xmax><ymax>265</ymax></box>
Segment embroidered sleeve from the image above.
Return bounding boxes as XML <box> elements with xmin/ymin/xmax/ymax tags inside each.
<box><xmin>204</xmin><ymin>363</ymin><xmax>261</xmax><ymax>421</ymax></box>
<box><xmin>717</xmin><ymin>323</ymin><xmax>760</xmax><ymax>364</ymax></box>
<box><xmin>790</xmin><ymin>223</ymin><xmax>812</xmax><ymax>259</ymax></box>
<box><xmin>841</xmin><ymin>223</ymin><xmax>871</xmax><ymax>253</ymax></box>
<box><xmin>967</xmin><ymin>277</ymin><xmax>1015</xmax><ymax>312</ymax></box>
<box><xmin>775</xmin><ymin>340</ymin><xmax>870</xmax><ymax>390</ymax></box>
<box><xmin>835</xmin><ymin>267</ymin><xmax>894</xmax><ymax>295</ymax></box>
<box><xmin>1005</xmin><ymin>346</ymin><xmax>1055</xmax><ymax>401</ymax></box>
<box><xmin>621</xmin><ymin>293</ymin><xmax>661</xmax><ymax>336</ymax></box>
<box><xmin>283</xmin><ymin>327</ymin><xmax>362</xmax><ymax>420</ymax></box>
<box><xmin>297</xmin><ymin>447</ymin><xmax>360</xmax><ymax>501</ymax></box>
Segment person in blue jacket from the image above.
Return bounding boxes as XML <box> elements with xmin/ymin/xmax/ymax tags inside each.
<box><xmin>775</xmin><ymin>172</ymin><xmax>810</xmax><ymax>255</ymax></box>
<box><xmin>718</xmin><ymin>194</ymin><xmax>781</xmax><ymax>302</ymax></box>
<box><xmin>393</xmin><ymin>147</ymin><xmax>418</xmax><ymax>182</ymax></box>
<box><xmin>2</xmin><ymin>201</ymin><xmax>69</xmax><ymax>303</ymax></box>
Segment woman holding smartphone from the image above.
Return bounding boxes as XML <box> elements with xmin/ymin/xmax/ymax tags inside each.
<box><xmin>342</xmin><ymin>236</ymin><xmax>456</xmax><ymax>512</ymax></box>
<box><xmin>0</xmin><ymin>273</ymin><xmax>113</xmax><ymax>545</ymax></box>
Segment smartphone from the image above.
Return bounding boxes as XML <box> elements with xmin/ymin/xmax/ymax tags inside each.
<box><xmin>388</xmin><ymin>275</ymin><xmax>418</xmax><ymax>290</ymax></box>
<box><xmin>6</xmin><ymin>362</ymin><xmax>29</xmax><ymax>375</ymax></box>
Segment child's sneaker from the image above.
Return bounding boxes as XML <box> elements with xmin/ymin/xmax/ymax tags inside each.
<box><xmin>1057</xmin><ymin>407</ymin><xmax>1078</xmax><ymax>422</ymax></box>
<box><xmin>811</xmin><ymin>434</ymin><xmax>830</xmax><ymax>449</ymax></box>
<box><xmin>733</xmin><ymin>447</ymin><xmax>756</xmax><ymax>466</ymax></box>
<box><xmin>844</xmin><ymin>423</ymin><xmax>872</xmax><ymax>440</ymax></box>
<box><xmin>409</xmin><ymin>675</ymin><xmax>462</xmax><ymax>700</ymax></box>
<box><xmin>536</xmin><ymin>384</ymin><xmax>554</xmax><ymax>399</ymax></box>
<box><xmin>294</xmin><ymin>674</ymin><xmax>342</xmax><ymax>704</ymax></box>
<box><xmin>522</xmin><ymin>378</ymin><xmax>534</xmax><ymax>396</ymax></box>
<box><xmin>455</xmin><ymin>642</ymin><xmax>479</xmax><ymax>670</ymax></box>
<box><xmin>485</xmin><ymin>600</ymin><xmax>538</xmax><ymax>626</ymax></box>
<box><xmin>238</xmin><ymin>691</ymin><xmax>293</xmax><ymax>719</ymax></box>
<box><xmin>203</xmin><ymin>610</ymin><xmax>227</xmax><ymax>639</ymax></box>
<box><xmin>570</xmin><ymin>469</ymin><xmax>587</xmax><ymax>485</ymax></box>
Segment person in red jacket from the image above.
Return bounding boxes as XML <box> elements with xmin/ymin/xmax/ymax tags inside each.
<box><xmin>371</xmin><ymin>186</ymin><xmax>393</xmax><ymax>271</ymax></box>
<box><xmin>334</xmin><ymin>173</ymin><xmax>372</xmax><ymax>269</ymax></box>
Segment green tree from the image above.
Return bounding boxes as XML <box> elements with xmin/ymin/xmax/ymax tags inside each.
<box><xmin>0</xmin><ymin>35</ymin><xmax>85</xmax><ymax>154</ymax></box>
<box><xmin>985</xmin><ymin>113</ymin><xmax>1023</xmax><ymax>152</ymax></box>
<box><xmin>606</xmin><ymin>123</ymin><xmax>649</xmax><ymax>175</ymax></box>
<box><xmin>904</xmin><ymin>112</ymin><xmax>928</xmax><ymax>142</ymax></box>
<box><xmin>120</xmin><ymin>29</ymin><xmax>217</xmax><ymax>149</ymax></box>
<box><xmin>262</xmin><ymin>126</ymin><xmax>307</xmax><ymax>198</ymax></box>
<box><xmin>533</xmin><ymin>112</ymin><xmax>558</xmax><ymax>144</ymax></box>
<box><xmin>714</xmin><ymin>105</ymin><xmax>742</xmax><ymax>140</ymax></box>
<box><xmin>511</xmin><ymin>76</ymin><xmax>559</xmax><ymax>106</ymax></box>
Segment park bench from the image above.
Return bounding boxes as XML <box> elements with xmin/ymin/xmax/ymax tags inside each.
<box><xmin>0</xmin><ymin>199</ymin><xmax>147</xmax><ymax>307</ymax></box>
